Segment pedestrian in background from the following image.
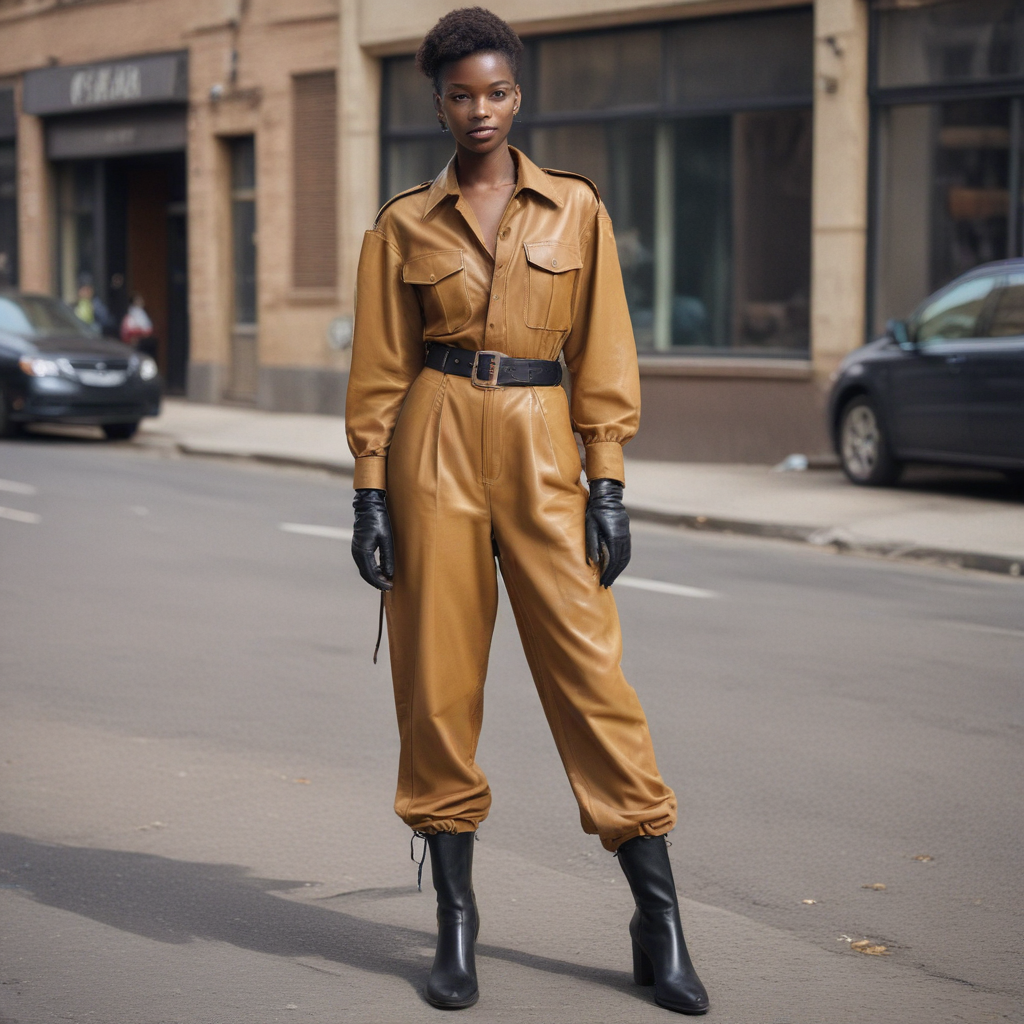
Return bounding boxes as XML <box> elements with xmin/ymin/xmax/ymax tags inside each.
<box><xmin>73</xmin><ymin>273</ymin><xmax>113</xmax><ymax>336</ymax></box>
<box><xmin>120</xmin><ymin>294</ymin><xmax>154</xmax><ymax>351</ymax></box>
<box><xmin>346</xmin><ymin>7</ymin><xmax>708</xmax><ymax>1015</ymax></box>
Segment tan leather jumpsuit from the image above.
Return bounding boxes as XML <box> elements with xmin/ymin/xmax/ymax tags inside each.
<box><xmin>346</xmin><ymin>148</ymin><xmax>676</xmax><ymax>851</ymax></box>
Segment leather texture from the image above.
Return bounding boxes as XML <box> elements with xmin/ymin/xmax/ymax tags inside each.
<box><xmin>347</xmin><ymin>148</ymin><xmax>675</xmax><ymax>853</ymax></box>
<box><xmin>617</xmin><ymin>836</ymin><xmax>710</xmax><ymax>1015</ymax></box>
<box><xmin>585</xmin><ymin>479</ymin><xmax>631</xmax><ymax>587</ymax></box>
<box><xmin>346</xmin><ymin>147</ymin><xmax>641</xmax><ymax>490</ymax></box>
<box><xmin>424</xmin><ymin>832</ymin><xmax>479</xmax><ymax>1009</ymax></box>
<box><xmin>351</xmin><ymin>489</ymin><xmax>394</xmax><ymax>591</ymax></box>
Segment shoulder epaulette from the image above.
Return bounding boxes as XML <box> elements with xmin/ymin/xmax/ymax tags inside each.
<box><xmin>541</xmin><ymin>167</ymin><xmax>601</xmax><ymax>202</ymax></box>
<box><xmin>373</xmin><ymin>181</ymin><xmax>432</xmax><ymax>228</ymax></box>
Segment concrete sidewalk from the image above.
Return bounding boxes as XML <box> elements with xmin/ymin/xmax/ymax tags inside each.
<box><xmin>139</xmin><ymin>399</ymin><xmax>1024</xmax><ymax>576</ymax></box>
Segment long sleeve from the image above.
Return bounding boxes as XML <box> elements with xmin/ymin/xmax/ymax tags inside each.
<box><xmin>345</xmin><ymin>228</ymin><xmax>424</xmax><ymax>490</ymax></box>
<box><xmin>562</xmin><ymin>203</ymin><xmax>641</xmax><ymax>485</ymax></box>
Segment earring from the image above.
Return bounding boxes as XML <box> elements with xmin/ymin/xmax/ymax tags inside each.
<box><xmin>439</xmin><ymin>119</ymin><xmax>449</xmax><ymax>133</ymax></box>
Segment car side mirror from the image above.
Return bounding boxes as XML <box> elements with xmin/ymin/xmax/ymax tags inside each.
<box><xmin>887</xmin><ymin>318</ymin><xmax>914</xmax><ymax>351</ymax></box>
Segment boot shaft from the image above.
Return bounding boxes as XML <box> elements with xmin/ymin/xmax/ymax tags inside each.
<box><xmin>616</xmin><ymin>835</ymin><xmax>681</xmax><ymax>916</ymax></box>
<box><xmin>426</xmin><ymin>831</ymin><xmax>476</xmax><ymax>910</ymax></box>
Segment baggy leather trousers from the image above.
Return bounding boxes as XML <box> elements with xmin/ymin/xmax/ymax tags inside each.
<box><xmin>384</xmin><ymin>367</ymin><xmax>677</xmax><ymax>852</ymax></box>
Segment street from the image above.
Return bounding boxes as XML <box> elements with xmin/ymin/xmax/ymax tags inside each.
<box><xmin>1</xmin><ymin>434</ymin><xmax>1021</xmax><ymax>1023</ymax></box>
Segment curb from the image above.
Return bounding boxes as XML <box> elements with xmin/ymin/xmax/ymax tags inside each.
<box><xmin>156</xmin><ymin>440</ymin><xmax>1024</xmax><ymax>580</ymax></box>
<box><xmin>627</xmin><ymin>506</ymin><xmax>1024</xmax><ymax>579</ymax></box>
<box><xmin>174</xmin><ymin>443</ymin><xmax>355</xmax><ymax>478</ymax></box>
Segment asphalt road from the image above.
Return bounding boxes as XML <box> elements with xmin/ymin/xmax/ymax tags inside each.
<box><xmin>1</xmin><ymin>434</ymin><xmax>1021</xmax><ymax>1024</ymax></box>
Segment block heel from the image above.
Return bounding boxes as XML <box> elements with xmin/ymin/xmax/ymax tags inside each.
<box><xmin>632</xmin><ymin>936</ymin><xmax>655</xmax><ymax>986</ymax></box>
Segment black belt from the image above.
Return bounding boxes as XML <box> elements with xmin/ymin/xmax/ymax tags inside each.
<box><xmin>425</xmin><ymin>344</ymin><xmax>562</xmax><ymax>389</ymax></box>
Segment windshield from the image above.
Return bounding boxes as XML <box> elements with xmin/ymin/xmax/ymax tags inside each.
<box><xmin>0</xmin><ymin>295</ymin><xmax>96</xmax><ymax>339</ymax></box>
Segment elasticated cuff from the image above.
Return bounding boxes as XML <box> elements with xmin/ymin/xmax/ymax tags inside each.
<box><xmin>584</xmin><ymin>441</ymin><xmax>625</xmax><ymax>485</ymax></box>
<box><xmin>353</xmin><ymin>455</ymin><xmax>387</xmax><ymax>490</ymax></box>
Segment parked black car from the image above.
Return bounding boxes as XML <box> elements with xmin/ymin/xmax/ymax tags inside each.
<box><xmin>0</xmin><ymin>291</ymin><xmax>161</xmax><ymax>439</ymax></box>
<box><xmin>829</xmin><ymin>259</ymin><xmax>1024</xmax><ymax>485</ymax></box>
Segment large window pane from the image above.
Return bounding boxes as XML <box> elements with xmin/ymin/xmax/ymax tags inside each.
<box><xmin>732</xmin><ymin>109</ymin><xmax>812</xmax><ymax>351</ymax></box>
<box><xmin>667</xmin><ymin>8</ymin><xmax>813</xmax><ymax>108</ymax></box>
<box><xmin>532</xmin><ymin>122</ymin><xmax>656</xmax><ymax>347</ymax></box>
<box><xmin>875</xmin><ymin>99</ymin><xmax>1012</xmax><ymax>330</ymax></box>
<box><xmin>386</xmin><ymin>56</ymin><xmax>438</xmax><ymax>131</ymax></box>
<box><xmin>385</xmin><ymin>137</ymin><xmax>455</xmax><ymax>196</ymax></box>
<box><xmin>535</xmin><ymin>30</ymin><xmax>660</xmax><ymax>114</ymax></box>
<box><xmin>671</xmin><ymin>117</ymin><xmax>733</xmax><ymax>348</ymax></box>
<box><xmin>877</xmin><ymin>0</ymin><xmax>1024</xmax><ymax>90</ymax></box>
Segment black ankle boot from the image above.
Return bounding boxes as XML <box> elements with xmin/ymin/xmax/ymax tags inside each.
<box><xmin>616</xmin><ymin>835</ymin><xmax>709</xmax><ymax>1015</ymax></box>
<box><xmin>424</xmin><ymin>832</ymin><xmax>479</xmax><ymax>1009</ymax></box>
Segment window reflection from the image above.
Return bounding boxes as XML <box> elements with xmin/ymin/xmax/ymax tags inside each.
<box><xmin>535</xmin><ymin>31</ymin><xmax>660</xmax><ymax>114</ymax></box>
<box><xmin>877</xmin><ymin>0</ymin><xmax>1024</xmax><ymax>90</ymax></box>
<box><xmin>874</xmin><ymin>99</ymin><xmax>1012</xmax><ymax>330</ymax></box>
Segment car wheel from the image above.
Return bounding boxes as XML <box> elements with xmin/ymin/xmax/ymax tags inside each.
<box><xmin>839</xmin><ymin>396</ymin><xmax>901</xmax><ymax>486</ymax></box>
<box><xmin>102</xmin><ymin>421</ymin><xmax>140</xmax><ymax>441</ymax></box>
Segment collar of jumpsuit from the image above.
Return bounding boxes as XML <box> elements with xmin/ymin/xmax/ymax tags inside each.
<box><xmin>345</xmin><ymin>145</ymin><xmax>641</xmax><ymax>491</ymax></box>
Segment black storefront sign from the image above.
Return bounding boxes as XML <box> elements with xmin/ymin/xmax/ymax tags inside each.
<box><xmin>22</xmin><ymin>51</ymin><xmax>188</xmax><ymax>117</ymax></box>
<box><xmin>46</xmin><ymin>107</ymin><xmax>187</xmax><ymax>160</ymax></box>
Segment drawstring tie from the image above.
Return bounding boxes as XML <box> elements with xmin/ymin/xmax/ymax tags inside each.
<box><xmin>373</xmin><ymin>591</ymin><xmax>386</xmax><ymax>664</ymax></box>
<box><xmin>411</xmin><ymin>830</ymin><xmax>429</xmax><ymax>891</ymax></box>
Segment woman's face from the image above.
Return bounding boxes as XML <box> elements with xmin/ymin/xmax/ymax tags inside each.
<box><xmin>434</xmin><ymin>51</ymin><xmax>520</xmax><ymax>156</ymax></box>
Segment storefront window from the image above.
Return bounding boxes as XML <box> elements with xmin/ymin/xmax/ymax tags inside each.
<box><xmin>877</xmin><ymin>0</ymin><xmax>1024</xmax><ymax>91</ymax></box>
<box><xmin>56</xmin><ymin>161</ymin><xmax>100</xmax><ymax>304</ymax></box>
<box><xmin>381</xmin><ymin>8</ymin><xmax>813</xmax><ymax>356</ymax></box>
<box><xmin>871</xmin><ymin>3</ymin><xmax>1024</xmax><ymax>332</ymax></box>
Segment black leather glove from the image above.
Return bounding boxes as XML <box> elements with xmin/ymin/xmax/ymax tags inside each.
<box><xmin>352</xmin><ymin>488</ymin><xmax>394</xmax><ymax>591</ymax></box>
<box><xmin>585</xmin><ymin>478</ymin><xmax>630</xmax><ymax>588</ymax></box>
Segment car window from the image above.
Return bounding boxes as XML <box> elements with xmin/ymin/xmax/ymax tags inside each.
<box><xmin>985</xmin><ymin>272</ymin><xmax>1024</xmax><ymax>339</ymax></box>
<box><xmin>0</xmin><ymin>295</ymin><xmax>93</xmax><ymax>338</ymax></box>
<box><xmin>914</xmin><ymin>275</ymin><xmax>995</xmax><ymax>344</ymax></box>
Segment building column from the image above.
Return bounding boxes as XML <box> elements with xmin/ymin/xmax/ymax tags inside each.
<box><xmin>337</xmin><ymin>0</ymin><xmax>380</xmax><ymax>334</ymax></box>
<box><xmin>810</xmin><ymin>0</ymin><xmax>870</xmax><ymax>378</ymax></box>
<box><xmin>16</xmin><ymin>104</ymin><xmax>50</xmax><ymax>294</ymax></box>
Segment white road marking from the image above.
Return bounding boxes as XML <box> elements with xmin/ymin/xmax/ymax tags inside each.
<box><xmin>0</xmin><ymin>479</ymin><xmax>36</xmax><ymax>496</ymax></box>
<box><xmin>0</xmin><ymin>506</ymin><xmax>41</xmax><ymax>524</ymax></box>
<box><xmin>616</xmin><ymin>575</ymin><xmax>719</xmax><ymax>600</ymax></box>
<box><xmin>280</xmin><ymin>522</ymin><xmax>353</xmax><ymax>541</ymax></box>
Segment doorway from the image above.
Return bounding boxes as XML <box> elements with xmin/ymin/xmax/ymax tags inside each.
<box><xmin>56</xmin><ymin>151</ymin><xmax>189</xmax><ymax>393</ymax></box>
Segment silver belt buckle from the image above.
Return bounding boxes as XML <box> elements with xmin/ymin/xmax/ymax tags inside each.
<box><xmin>471</xmin><ymin>350</ymin><xmax>503</xmax><ymax>389</ymax></box>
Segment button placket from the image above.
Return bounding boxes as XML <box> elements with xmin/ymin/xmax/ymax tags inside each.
<box><xmin>486</xmin><ymin>210</ymin><xmax>516</xmax><ymax>347</ymax></box>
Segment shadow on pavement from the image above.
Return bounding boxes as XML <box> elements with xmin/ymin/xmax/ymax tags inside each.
<box><xmin>893</xmin><ymin>465</ymin><xmax>1023</xmax><ymax>503</ymax></box>
<box><xmin>0</xmin><ymin>833</ymin><xmax>637</xmax><ymax>1002</ymax></box>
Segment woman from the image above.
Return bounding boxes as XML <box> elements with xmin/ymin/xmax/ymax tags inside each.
<box><xmin>346</xmin><ymin>7</ymin><xmax>708</xmax><ymax>1015</ymax></box>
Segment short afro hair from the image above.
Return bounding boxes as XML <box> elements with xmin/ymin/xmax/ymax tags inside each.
<box><xmin>416</xmin><ymin>7</ymin><xmax>524</xmax><ymax>92</ymax></box>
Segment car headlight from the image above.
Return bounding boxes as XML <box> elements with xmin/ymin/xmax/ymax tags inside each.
<box><xmin>139</xmin><ymin>357</ymin><xmax>158</xmax><ymax>381</ymax></box>
<box><xmin>19</xmin><ymin>355</ymin><xmax>62</xmax><ymax>377</ymax></box>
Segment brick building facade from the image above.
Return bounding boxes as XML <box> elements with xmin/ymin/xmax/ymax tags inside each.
<box><xmin>0</xmin><ymin>0</ymin><xmax>1012</xmax><ymax>461</ymax></box>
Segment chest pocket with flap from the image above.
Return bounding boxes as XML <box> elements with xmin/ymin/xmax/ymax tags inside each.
<box><xmin>402</xmin><ymin>250</ymin><xmax>472</xmax><ymax>336</ymax></box>
<box><xmin>523</xmin><ymin>241</ymin><xmax>583</xmax><ymax>332</ymax></box>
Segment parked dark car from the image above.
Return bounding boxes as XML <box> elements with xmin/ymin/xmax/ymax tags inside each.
<box><xmin>829</xmin><ymin>259</ymin><xmax>1024</xmax><ymax>485</ymax></box>
<box><xmin>0</xmin><ymin>291</ymin><xmax>161</xmax><ymax>439</ymax></box>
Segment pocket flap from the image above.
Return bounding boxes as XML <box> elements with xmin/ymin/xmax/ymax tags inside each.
<box><xmin>524</xmin><ymin>242</ymin><xmax>582</xmax><ymax>274</ymax></box>
<box><xmin>402</xmin><ymin>250</ymin><xmax>465</xmax><ymax>285</ymax></box>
